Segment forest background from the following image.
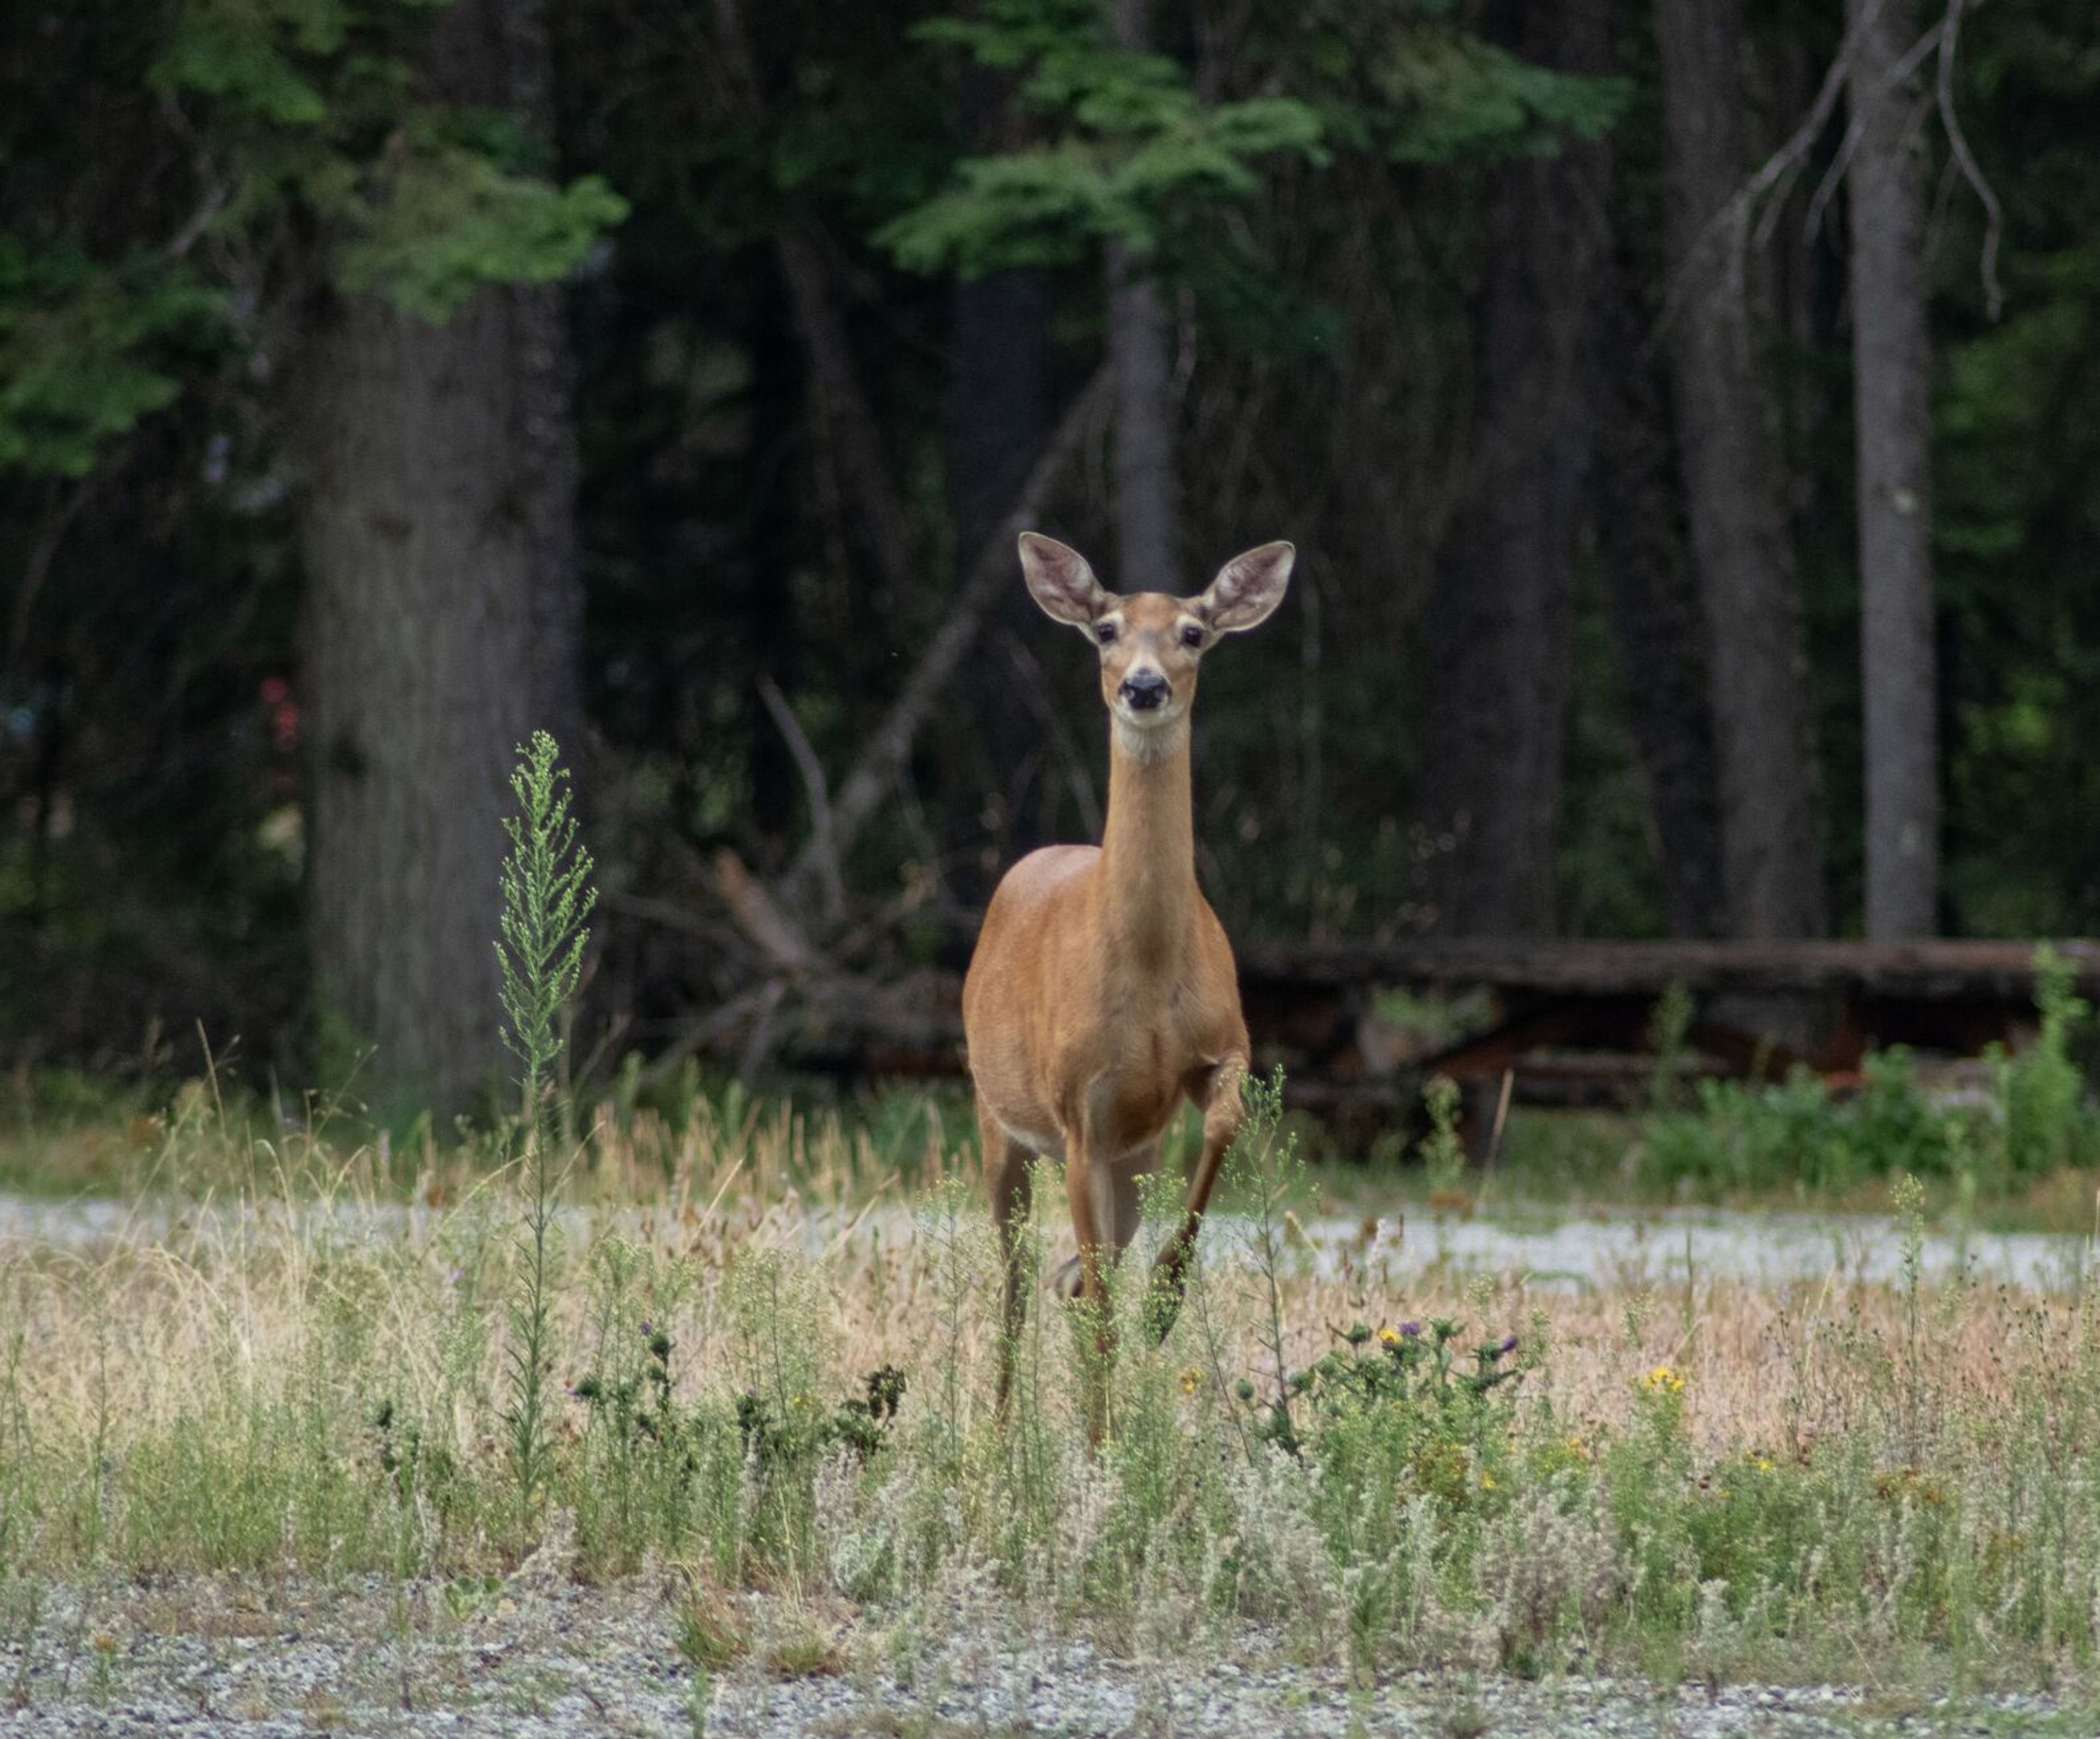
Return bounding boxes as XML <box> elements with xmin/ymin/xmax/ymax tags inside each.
<box><xmin>1</xmin><ymin>0</ymin><xmax>2093</xmax><ymax>1123</ymax></box>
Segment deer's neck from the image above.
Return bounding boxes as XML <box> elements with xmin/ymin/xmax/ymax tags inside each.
<box><xmin>1096</xmin><ymin>716</ymin><xmax>1196</xmax><ymax>973</ymax></box>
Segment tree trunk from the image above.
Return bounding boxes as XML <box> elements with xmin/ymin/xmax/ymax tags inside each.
<box><xmin>1414</xmin><ymin>0</ymin><xmax>1604</xmax><ymax>938</ymax></box>
<box><xmin>298</xmin><ymin>0</ymin><xmax>580</xmax><ymax>1119</ymax></box>
<box><xmin>948</xmin><ymin>267</ymin><xmax>1065</xmax><ymax>883</ymax></box>
<box><xmin>1591</xmin><ymin>261</ymin><xmax>1727</xmax><ymax>939</ymax></box>
<box><xmin>1586</xmin><ymin>8</ymin><xmax>1725</xmax><ymax>939</ymax></box>
<box><xmin>1654</xmin><ymin>0</ymin><xmax>1827</xmax><ymax>939</ymax></box>
<box><xmin>1105</xmin><ymin>0</ymin><xmax>1180</xmax><ymax>593</ymax></box>
<box><xmin>1846</xmin><ymin>0</ymin><xmax>1938</xmax><ymax>937</ymax></box>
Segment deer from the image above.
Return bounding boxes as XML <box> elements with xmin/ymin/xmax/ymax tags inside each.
<box><xmin>962</xmin><ymin>530</ymin><xmax>1294</xmax><ymax>1441</ymax></box>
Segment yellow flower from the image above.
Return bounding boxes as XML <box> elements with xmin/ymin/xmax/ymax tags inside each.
<box><xmin>1752</xmin><ymin>1454</ymin><xmax>1775</xmax><ymax>1473</ymax></box>
<box><xmin>1562</xmin><ymin>1433</ymin><xmax>1592</xmax><ymax>1463</ymax></box>
<box><xmin>1179</xmin><ymin>1366</ymin><xmax>1202</xmax><ymax>1396</ymax></box>
<box><xmin>1377</xmin><ymin>1326</ymin><xmax>1401</xmax><ymax>1347</ymax></box>
<box><xmin>1479</xmin><ymin>1473</ymin><xmax>1497</xmax><ymax>1490</ymax></box>
<box><xmin>1641</xmin><ymin>1364</ymin><xmax>1685</xmax><ymax>1395</ymax></box>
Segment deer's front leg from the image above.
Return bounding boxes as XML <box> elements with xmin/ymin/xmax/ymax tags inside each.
<box><xmin>1148</xmin><ymin>1054</ymin><xmax>1247</xmax><ymax>1341</ymax></box>
<box><xmin>1064</xmin><ymin>1135</ymin><xmax>1116</xmax><ymax>1445</ymax></box>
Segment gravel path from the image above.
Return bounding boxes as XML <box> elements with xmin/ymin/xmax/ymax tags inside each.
<box><xmin>0</xmin><ymin>1573</ymin><xmax>2070</xmax><ymax>1738</ymax></box>
<box><xmin>2</xmin><ymin>1188</ymin><xmax>2094</xmax><ymax>1293</ymax></box>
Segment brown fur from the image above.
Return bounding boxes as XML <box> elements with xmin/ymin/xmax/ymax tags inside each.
<box><xmin>963</xmin><ymin>533</ymin><xmax>1293</xmax><ymax>1440</ymax></box>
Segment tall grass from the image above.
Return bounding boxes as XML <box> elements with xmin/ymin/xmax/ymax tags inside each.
<box><xmin>8</xmin><ymin>1108</ymin><xmax>2100</xmax><ymax>1694</ymax></box>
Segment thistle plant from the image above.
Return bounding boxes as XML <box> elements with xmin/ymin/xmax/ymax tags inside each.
<box><xmin>495</xmin><ymin>730</ymin><xmax>596</xmax><ymax>1533</ymax></box>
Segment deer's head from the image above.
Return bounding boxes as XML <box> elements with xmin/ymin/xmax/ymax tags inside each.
<box><xmin>1018</xmin><ymin>534</ymin><xmax>1294</xmax><ymax>752</ymax></box>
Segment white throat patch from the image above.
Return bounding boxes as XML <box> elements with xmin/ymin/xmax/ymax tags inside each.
<box><xmin>1112</xmin><ymin>713</ymin><xmax>1189</xmax><ymax>765</ymax></box>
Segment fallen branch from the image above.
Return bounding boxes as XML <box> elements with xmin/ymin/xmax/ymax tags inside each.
<box><xmin>757</xmin><ymin>675</ymin><xmax>845</xmax><ymax>924</ymax></box>
<box><xmin>713</xmin><ymin>849</ymin><xmax>822</xmax><ymax>977</ymax></box>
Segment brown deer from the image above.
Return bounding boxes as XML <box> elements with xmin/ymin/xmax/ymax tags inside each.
<box><xmin>962</xmin><ymin>531</ymin><xmax>1294</xmax><ymax>1439</ymax></box>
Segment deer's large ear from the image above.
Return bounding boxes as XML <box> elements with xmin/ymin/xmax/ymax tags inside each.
<box><xmin>1194</xmin><ymin>542</ymin><xmax>1294</xmax><ymax>633</ymax></box>
<box><xmin>1019</xmin><ymin>533</ymin><xmax>1112</xmax><ymax>627</ymax></box>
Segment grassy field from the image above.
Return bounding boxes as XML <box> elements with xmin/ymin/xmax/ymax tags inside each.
<box><xmin>6</xmin><ymin>1080</ymin><xmax>2100</xmax><ymax>1720</ymax></box>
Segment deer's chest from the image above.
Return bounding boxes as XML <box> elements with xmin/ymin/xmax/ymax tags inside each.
<box><xmin>1070</xmin><ymin>1009</ymin><xmax>1199</xmax><ymax>1155</ymax></box>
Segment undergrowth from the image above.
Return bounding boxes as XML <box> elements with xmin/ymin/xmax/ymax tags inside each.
<box><xmin>1639</xmin><ymin>948</ymin><xmax>2099</xmax><ymax>1199</ymax></box>
<box><xmin>2</xmin><ymin>763</ymin><xmax>2099</xmax><ymax>1699</ymax></box>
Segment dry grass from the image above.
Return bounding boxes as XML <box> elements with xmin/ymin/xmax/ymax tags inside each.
<box><xmin>1</xmin><ymin>1161</ymin><xmax>2085</xmax><ymax>1489</ymax></box>
<box><xmin>9</xmin><ymin>1101</ymin><xmax>2100</xmax><ymax>1694</ymax></box>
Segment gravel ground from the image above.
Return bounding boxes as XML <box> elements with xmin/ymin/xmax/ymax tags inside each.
<box><xmin>0</xmin><ymin>1572</ymin><xmax>2072</xmax><ymax>1738</ymax></box>
<box><xmin>3</xmin><ymin>1188</ymin><xmax>2092</xmax><ymax>1292</ymax></box>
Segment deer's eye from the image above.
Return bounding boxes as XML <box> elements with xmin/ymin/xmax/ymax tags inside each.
<box><xmin>1096</xmin><ymin>621</ymin><xmax>1119</xmax><ymax>645</ymax></box>
<box><xmin>1180</xmin><ymin>624</ymin><xmax>1206</xmax><ymax>649</ymax></box>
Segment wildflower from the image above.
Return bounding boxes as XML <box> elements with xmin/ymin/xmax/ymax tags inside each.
<box><xmin>1179</xmin><ymin>1365</ymin><xmax>1203</xmax><ymax>1396</ymax></box>
<box><xmin>1641</xmin><ymin>1364</ymin><xmax>1685</xmax><ymax>1395</ymax></box>
<box><xmin>1378</xmin><ymin>1326</ymin><xmax>1401</xmax><ymax>1347</ymax></box>
<box><xmin>1479</xmin><ymin>1473</ymin><xmax>1497</xmax><ymax>1490</ymax></box>
<box><xmin>1494</xmin><ymin>1334</ymin><xmax>1518</xmax><ymax>1357</ymax></box>
<box><xmin>1563</xmin><ymin>1434</ymin><xmax>1591</xmax><ymax>1463</ymax></box>
<box><xmin>1752</xmin><ymin>1454</ymin><xmax>1775</xmax><ymax>1473</ymax></box>
<box><xmin>1399</xmin><ymin>1321</ymin><xmax>1422</xmax><ymax>1339</ymax></box>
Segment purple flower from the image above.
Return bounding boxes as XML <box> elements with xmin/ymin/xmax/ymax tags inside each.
<box><xmin>1495</xmin><ymin>1334</ymin><xmax>1518</xmax><ymax>1356</ymax></box>
<box><xmin>1399</xmin><ymin>1321</ymin><xmax>1422</xmax><ymax>1339</ymax></box>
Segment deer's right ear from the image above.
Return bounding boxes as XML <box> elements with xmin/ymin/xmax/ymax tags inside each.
<box><xmin>1019</xmin><ymin>533</ymin><xmax>1111</xmax><ymax>628</ymax></box>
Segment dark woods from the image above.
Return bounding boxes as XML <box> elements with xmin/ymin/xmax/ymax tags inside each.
<box><xmin>1</xmin><ymin>0</ymin><xmax>2096</xmax><ymax>1114</ymax></box>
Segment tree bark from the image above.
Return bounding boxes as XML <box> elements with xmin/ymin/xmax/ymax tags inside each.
<box><xmin>948</xmin><ymin>266</ymin><xmax>1065</xmax><ymax>879</ymax></box>
<box><xmin>298</xmin><ymin>0</ymin><xmax>580</xmax><ymax>1118</ymax></box>
<box><xmin>1586</xmin><ymin>25</ymin><xmax>1726</xmax><ymax>940</ymax></box>
<box><xmin>1654</xmin><ymin>0</ymin><xmax>1827</xmax><ymax>939</ymax></box>
<box><xmin>1414</xmin><ymin>0</ymin><xmax>1604</xmax><ymax>938</ymax></box>
<box><xmin>1846</xmin><ymin>0</ymin><xmax>1938</xmax><ymax>937</ymax></box>
<box><xmin>1104</xmin><ymin>0</ymin><xmax>1180</xmax><ymax>593</ymax></box>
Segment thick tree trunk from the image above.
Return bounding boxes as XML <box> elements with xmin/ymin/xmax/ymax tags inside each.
<box><xmin>1846</xmin><ymin>0</ymin><xmax>1938</xmax><ymax>937</ymax></box>
<box><xmin>298</xmin><ymin>0</ymin><xmax>580</xmax><ymax>1118</ymax></box>
<box><xmin>1654</xmin><ymin>0</ymin><xmax>1827</xmax><ymax>939</ymax></box>
<box><xmin>1414</xmin><ymin>0</ymin><xmax>1603</xmax><ymax>938</ymax></box>
<box><xmin>1104</xmin><ymin>0</ymin><xmax>1180</xmax><ymax>593</ymax></box>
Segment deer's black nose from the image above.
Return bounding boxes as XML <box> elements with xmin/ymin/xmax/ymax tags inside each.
<box><xmin>1119</xmin><ymin>670</ymin><xmax>1169</xmax><ymax>710</ymax></box>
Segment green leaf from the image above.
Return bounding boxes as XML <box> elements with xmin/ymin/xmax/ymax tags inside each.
<box><xmin>0</xmin><ymin>244</ymin><xmax>224</xmax><ymax>478</ymax></box>
<box><xmin>332</xmin><ymin>129</ymin><xmax>629</xmax><ymax>319</ymax></box>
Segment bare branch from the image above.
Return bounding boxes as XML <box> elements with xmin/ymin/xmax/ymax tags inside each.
<box><xmin>713</xmin><ymin>848</ymin><xmax>822</xmax><ymax>976</ymax></box>
<box><xmin>1733</xmin><ymin>0</ymin><xmax>2002</xmax><ymax>320</ymax></box>
<box><xmin>1804</xmin><ymin>22</ymin><xmax>1944</xmax><ymax>247</ymax></box>
<box><xmin>1934</xmin><ymin>0</ymin><xmax>2004</xmax><ymax>319</ymax></box>
<box><xmin>777</xmin><ymin>366</ymin><xmax>1113</xmax><ymax>914</ymax></box>
<box><xmin>1742</xmin><ymin>1</ymin><xmax>1882</xmax><ymax>254</ymax></box>
<box><xmin>757</xmin><ymin>674</ymin><xmax>846</xmax><ymax>924</ymax></box>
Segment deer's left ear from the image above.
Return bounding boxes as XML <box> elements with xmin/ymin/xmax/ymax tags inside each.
<box><xmin>1193</xmin><ymin>542</ymin><xmax>1294</xmax><ymax>633</ymax></box>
